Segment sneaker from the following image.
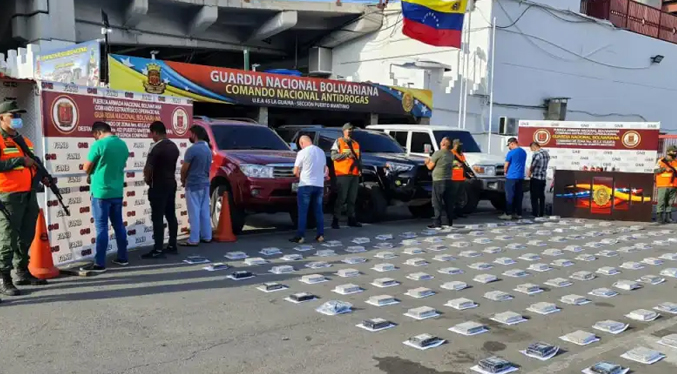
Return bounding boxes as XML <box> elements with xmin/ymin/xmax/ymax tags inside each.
<box><xmin>179</xmin><ymin>241</ymin><xmax>199</xmax><ymax>247</ymax></box>
<box><xmin>112</xmin><ymin>259</ymin><xmax>129</xmax><ymax>266</ymax></box>
<box><xmin>513</xmin><ymin>215</ymin><xmax>522</xmax><ymax>219</ymax></box>
<box><xmin>80</xmin><ymin>264</ymin><xmax>106</xmax><ymax>273</ymax></box>
<box><xmin>331</xmin><ymin>217</ymin><xmax>340</xmax><ymax>229</ymax></box>
<box><xmin>140</xmin><ymin>249</ymin><xmax>166</xmax><ymax>259</ymax></box>
<box><xmin>200</xmin><ymin>239</ymin><xmax>212</xmax><ymax>244</ymax></box>
<box><xmin>164</xmin><ymin>246</ymin><xmax>179</xmax><ymax>255</ymax></box>
<box><xmin>316</xmin><ymin>235</ymin><xmax>325</xmax><ymax>243</ymax></box>
<box><xmin>289</xmin><ymin>236</ymin><xmax>305</xmax><ymax>244</ymax></box>
<box><xmin>428</xmin><ymin>224</ymin><xmax>442</xmax><ymax>229</ymax></box>
<box><xmin>498</xmin><ymin>214</ymin><xmax>512</xmax><ymax>220</ymax></box>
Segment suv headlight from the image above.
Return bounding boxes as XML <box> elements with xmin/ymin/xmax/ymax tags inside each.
<box><xmin>240</xmin><ymin>164</ymin><xmax>274</xmax><ymax>178</ymax></box>
<box><xmin>472</xmin><ymin>164</ymin><xmax>496</xmax><ymax>176</ymax></box>
<box><xmin>385</xmin><ymin>162</ymin><xmax>414</xmax><ymax>173</ymax></box>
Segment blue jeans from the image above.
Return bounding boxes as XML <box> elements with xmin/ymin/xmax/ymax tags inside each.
<box><xmin>92</xmin><ymin>197</ymin><xmax>128</xmax><ymax>267</ymax></box>
<box><xmin>297</xmin><ymin>186</ymin><xmax>324</xmax><ymax>237</ymax></box>
<box><xmin>505</xmin><ymin>179</ymin><xmax>524</xmax><ymax>216</ymax></box>
<box><xmin>186</xmin><ymin>186</ymin><xmax>212</xmax><ymax>244</ymax></box>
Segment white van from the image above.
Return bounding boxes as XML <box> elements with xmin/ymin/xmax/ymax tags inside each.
<box><xmin>367</xmin><ymin>124</ymin><xmax>510</xmax><ymax>213</ymax></box>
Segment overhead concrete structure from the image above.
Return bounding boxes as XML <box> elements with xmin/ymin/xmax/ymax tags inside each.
<box><xmin>0</xmin><ymin>0</ymin><xmax>383</xmax><ymax>70</ymax></box>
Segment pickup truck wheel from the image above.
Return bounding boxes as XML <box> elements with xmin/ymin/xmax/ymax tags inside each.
<box><xmin>408</xmin><ymin>203</ymin><xmax>433</xmax><ymax>218</ymax></box>
<box><xmin>289</xmin><ymin>209</ymin><xmax>318</xmax><ymax>230</ymax></box>
<box><xmin>459</xmin><ymin>183</ymin><xmax>480</xmax><ymax>214</ymax></box>
<box><xmin>356</xmin><ymin>184</ymin><xmax>387</xmax><ymax>223</ymax></box>
<box><xmin>211</xmin><ymin>185</ymin><xmax>245</xmax><ymax>235</ymax></box>
<box><xmin>490</xmin><ymin>195</ymin><xmax>506</xmax><ymax>212</ymax></box>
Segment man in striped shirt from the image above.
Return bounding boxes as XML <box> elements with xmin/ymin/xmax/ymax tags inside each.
<box><xmin>527</xmin><ymin>142</ymin><xmax>550</xmax><ymax>217</ymax></box>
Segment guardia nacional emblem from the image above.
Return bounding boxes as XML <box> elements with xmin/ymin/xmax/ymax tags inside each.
<box><xmin>143</xmin><ymin>63</ymin><xmax>166</xmax><ymax>94</ymax></box>
<box><xmin>402</xmin><ymin>92</ymin><xmax>414</xmax><ymax>113</ymax></box>
<box><xmin>593</xmin><ymin>187</ymin><xmax>611</xmax><ymax>207</ymax></box>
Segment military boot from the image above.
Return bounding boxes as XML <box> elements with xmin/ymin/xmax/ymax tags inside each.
<box><xmin>15</xmin><ymin>268</ymin><xmax>48</xmax><ymax>286</ymax></box>
<box><xmin>666</xmin><ymin>212</ymin><xmax>674</xmax><ymax>224</ymax></box>
<box><xmin>0</xmin><ymin>271</ymin><xmax>20</xmax><ymax>296</ymax></box>
<box><xmin>655</xmin><ymin>212</ymin><xmax>666</xmax><ymax>225</ymax></box>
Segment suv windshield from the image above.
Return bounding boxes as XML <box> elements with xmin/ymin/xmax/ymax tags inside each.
<box><xmin>433</xmin><ymin>131</ymin><xmax>482</xmax><ymax>153</ymax></box>
<box><xmin>349</xmin><ymin>131</ymin><xmax>404</xmax><ymax>153</ymax></box>
<box><xmin>212</xmin><ymin>124</ymin><xmax>291</xmax><ymax>151</ymax></box>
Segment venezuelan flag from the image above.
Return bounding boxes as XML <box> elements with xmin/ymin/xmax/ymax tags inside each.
<box><xmin>402</xmin><ymin>0</ymin><xmax>467</xmax><ymax>48</ymax></box>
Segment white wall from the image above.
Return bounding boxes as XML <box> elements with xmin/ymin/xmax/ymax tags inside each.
<box><xmin>332</xmin><ymin>0</ymin><xmax>677</xmax><ymax>136</ymax></box>
<box><xmin>492</xmin><ymin>0</ymin><xmax>677</xmax><ymax>131</ymax></box>
<box><xmin>331</xmin><ymin>1</ymin><xmax>493</xmax><ymax>134</ymax></box>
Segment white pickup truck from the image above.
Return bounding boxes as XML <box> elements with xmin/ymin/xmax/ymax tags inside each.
<box><xmin>367</xmin><ymin>124</ymin><xmax>512</xmax><ymax>214</ymax></box>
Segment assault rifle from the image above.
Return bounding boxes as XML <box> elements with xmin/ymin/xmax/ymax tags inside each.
<box><xmin>453</xmin><ymin>151</ymin><xmax>477</xmax><ymax>180</ymax></box>
<box><xmin>14</xmin><ymin>134</ymin><xmax>70</xmax><ymax>216</ymax></box>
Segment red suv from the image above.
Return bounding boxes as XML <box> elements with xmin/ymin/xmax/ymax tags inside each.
<box><xmin>193</xmin><ymin>116</ymin><xmax>313</xmax><ymax>234</ymax></box>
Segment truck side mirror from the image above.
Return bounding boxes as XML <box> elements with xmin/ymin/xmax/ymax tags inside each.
<box><xmin>424</xmin><ymin>144</ymin><xmax>432</xmax><ymax>154</ymax></box>
<box><xmin>290</xmin><ymin>143</ymin><xmax>298</xmax><ymax>151</ymax></box>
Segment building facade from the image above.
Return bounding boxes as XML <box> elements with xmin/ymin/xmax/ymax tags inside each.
<box><xmin>333</xmin><ymin>0</ymin><xmax>677</xmax><ymax>140</ymax></box>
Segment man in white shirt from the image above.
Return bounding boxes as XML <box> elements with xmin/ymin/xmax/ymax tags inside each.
<box><xmin>290</xmin><ymin>135</ymin><xmax>327</xmax><ymax>244</ymax></box>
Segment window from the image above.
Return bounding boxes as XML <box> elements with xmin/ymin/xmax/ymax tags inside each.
<box><xmin>211</xmin><ymin>125</ymin><xmax>290</xmax><ymax>151</ymax></box>
<box><xmin>410</xmin><ymin>132</ymin><xmax>432</xmax><ymax>153</ymax></box>
<box><xmin>318</xmin><ymin>133</ymin><xmax>335</xmax><ymax>152</ymax></box>
<box><xmin>351</xmin><ymin>131</ymin><xmax>404</xmax><ymax>153</ymax></box>
<box><xmin>275</xmin><ymin>128</ymin><xmax>296</xmax><ymax>143</ymax></box>
<box><xmin>432</xmin><ymin>131</ymin><xmax>482</xmax><ymax>153</ymax></box>
<box><xmin>391</xmin><ymin>131</ymin><xmax>408</xmax><ymax>148</ymax></box>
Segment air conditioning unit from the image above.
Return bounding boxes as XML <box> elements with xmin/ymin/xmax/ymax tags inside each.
<box><xmin>308</xmin><ymin>47</ymin><xmax>332</xmax><ymax>77</ymax></box>
<box><xmin>545</xmin><ymin>98</ymin><xmax>568</xmax><ymax>120</ymax></box>
<box><xmin>498</xmin><ymin>117</ymin><xmax>517</xmax><ymax>135</ymax></box>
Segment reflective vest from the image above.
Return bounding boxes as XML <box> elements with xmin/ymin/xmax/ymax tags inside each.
<box><xmin>451</xmin><ymin>150</ymin><xmax>466</xmax><ymax>181</ymax></box>
<box><xmin>656</xmin><ymin>158</ymin><xmax>677</xmax><ymax>188</ymax></box>
<box><xmin>334</xmin><ymin>138</ymin><xmax>360</xmax><ymax>176</ymax></box>
<box><xmin>0</xmin><ymin>135</ymin><xmax>34</xmax><ymax>193</ymax></box>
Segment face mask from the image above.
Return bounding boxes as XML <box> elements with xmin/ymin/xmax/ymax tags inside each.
<box><xmin>10</xmin><ymin>118</ymin><xmax>22</xmax><ymax>129</ymax></box>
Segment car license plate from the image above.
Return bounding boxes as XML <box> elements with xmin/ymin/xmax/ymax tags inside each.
<box><xmin>292</xmin><ymin>183</ymin><xmax>299</xmax><ymax>192</ymax></box>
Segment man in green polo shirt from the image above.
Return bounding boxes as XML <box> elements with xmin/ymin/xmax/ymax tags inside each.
<box><xmin>80</xmin><ymin>121</ymin><xmax>129</xmax><ymax>273</ymax></box>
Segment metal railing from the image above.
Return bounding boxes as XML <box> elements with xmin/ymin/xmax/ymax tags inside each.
<box><xmin>581</xmin><ymin>0</ymin><xmax>677</xmax><ymax>44</ymax></box>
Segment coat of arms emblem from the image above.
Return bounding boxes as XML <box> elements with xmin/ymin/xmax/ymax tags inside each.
<box><xmin>143</xmin><ymin>63</ymin><xmax>166</xmax><ymax>94</ymax></box>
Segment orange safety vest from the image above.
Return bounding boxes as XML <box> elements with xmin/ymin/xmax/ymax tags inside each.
<box><xmin>451</xmin><ymin>150</ymin><xmax>466</xmax><ymax>181</ymax></box>
<box><xmin>656</xmin><ymin>158</ymin><xmax>677</xmax><ymax>188</ymax></box>
<box><xmin>0</xmin><ymin>135</ymin><xmax>34</xmax><ymax>193</ymax></box>
<box><xmin>334</xmin><ymin>138</ymin><xmax>360</xmax><ymax>176</ymax></box>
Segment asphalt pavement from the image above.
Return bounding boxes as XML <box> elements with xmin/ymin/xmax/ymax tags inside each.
<box><xmin>1</xmin><ymin>208</ymin><xmax>677</xmax><ymax>374</ymax></box>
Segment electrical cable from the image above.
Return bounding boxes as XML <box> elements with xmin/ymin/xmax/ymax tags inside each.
<box><xmin>495</xmin><ymin>1</ymin><xmax>653</xmax><ymax>70</ymax></box>
<box><xmin>496</xmin><ymin>4</ymin><xmax>534</xmax><ymax>29</ymax></box>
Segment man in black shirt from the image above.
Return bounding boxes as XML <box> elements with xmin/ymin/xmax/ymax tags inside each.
<box><xmin>141</xmin><ymin>121</ymin><xmax>180</xmax><ymax>259</ymax></box>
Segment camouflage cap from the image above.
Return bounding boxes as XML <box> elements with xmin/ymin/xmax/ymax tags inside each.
<box><xmin>452</xmin><ymin>139</ymin><xmax>463</xmax><ymax>146</ymax></box>
<box><xmin>667</xmin><ymin>145</ymin><xmax>677</xmax><ymax>153</ymax></box>
<box><xmin>342</xmin><ymin>123</ymin><xmax>355</xmax><ymax>131</ymax></box>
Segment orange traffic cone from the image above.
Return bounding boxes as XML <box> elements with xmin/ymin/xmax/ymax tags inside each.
<box><xmin>28</xmin><ymin>209</ymin><xmax>60</xmax><ymax>279</ymax></box>
<box><xmin>214</xmin><ymin>191</ymin><xmax>237</xmax><ymax>243</ymax></box>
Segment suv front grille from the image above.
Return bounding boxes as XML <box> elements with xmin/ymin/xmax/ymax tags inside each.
<box><xmin>496</xmin><ymin>166</ymin><xmax>505</xmax><ymax>177</ymax></box>
<box><xmin>272</xmin><ymin>165</ymin><xmax>295</xmax><ymax>178</ymax></box>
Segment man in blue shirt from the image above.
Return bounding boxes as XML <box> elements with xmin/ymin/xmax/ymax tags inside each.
<box><xmin>500</xmin><ymin>137</ymin><xmax>526</xmax><ymax>220</ymax></box>
<box><xmin>180</xmin><ymin>125</ymin><xmax>213</xmax><ymax>246</ymax></box>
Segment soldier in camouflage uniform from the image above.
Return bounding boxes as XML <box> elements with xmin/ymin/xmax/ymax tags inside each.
<box><xmin>655</xmin><ymin>145</ymin><xmax>677</xmax><ymax>224</ymax></box>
